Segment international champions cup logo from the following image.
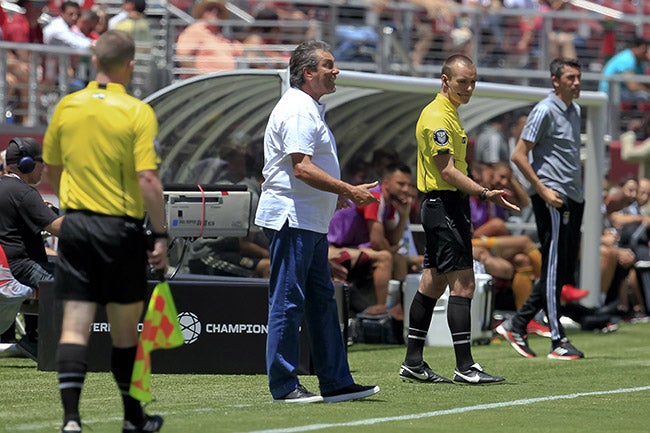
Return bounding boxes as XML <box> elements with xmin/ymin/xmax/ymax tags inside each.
<box><xmin>177</xmin><ymin>311</ymin><xmax>202</xmax><ymax>344</ymax></box>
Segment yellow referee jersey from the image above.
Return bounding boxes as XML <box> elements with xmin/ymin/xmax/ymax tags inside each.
<box><xmin>415</xmin><ymin>93</ymin><xmax>469</xmax><ymax>193</ymax></box>
<box><xmin>43</xmin><ymin>81</ymin><xmax>160</xmax><ymax>219</ymax></box>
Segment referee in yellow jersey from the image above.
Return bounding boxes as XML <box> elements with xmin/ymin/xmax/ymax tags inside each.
<box><xmin>399</xmin><ymin>54</ymin><xmax>518</xmax><ymax>385</ymax></box>
<box><xmin>43</xmin><ymin>30</ymin><xmax>167</xmax><ymax>433</ymax></box>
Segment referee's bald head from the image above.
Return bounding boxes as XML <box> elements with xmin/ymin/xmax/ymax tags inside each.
<box><xmin>441</xmin><ymin>54</ymin><xmax>474</xmax><ymax>80</ymax></box>
<box><xmin>94</xmin><ymin>30</ymin><xmax>135</xmax><ymax>74</ymax></box>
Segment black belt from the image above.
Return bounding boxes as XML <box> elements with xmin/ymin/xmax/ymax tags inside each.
<box><xmin>424</xmin><ymin>190</ymin><xmax>464</xmax><ymax>200</ymax></box>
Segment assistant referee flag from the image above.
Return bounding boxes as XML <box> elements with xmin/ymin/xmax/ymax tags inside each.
<box><xmin>130</xmin><ymin>280</ymin><xmax>184</xmax><ymax>402</ymax></box>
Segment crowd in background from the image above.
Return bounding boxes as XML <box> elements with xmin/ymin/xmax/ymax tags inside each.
<box><xmin>3</xmin><ymin>1</ymin><xmax>650</xmax><ymax>117</ymax></box>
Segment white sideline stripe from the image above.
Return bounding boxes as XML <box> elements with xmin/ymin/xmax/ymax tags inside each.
<box><xmin>13</xmin><ymin>386</ymin><xmax>650</xmax><ymax>432</ymax></box>
<box><xmin>235</xmin><ymin>386</ymin><xmax>650</xmax><ymax>433</ymax></box>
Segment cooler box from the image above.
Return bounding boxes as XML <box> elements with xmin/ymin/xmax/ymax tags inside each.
<box><xmin>403</xmin><ymin>273</ymin><xmax>494</xmax><ymax>346</ymax></box>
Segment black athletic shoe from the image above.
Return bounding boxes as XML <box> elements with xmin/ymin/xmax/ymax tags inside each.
<box><xmin>274</xmin><ymin>384</ymin><xmax>323</xmax><ymax>403</ymax></box>
<box><xmin>399</xmin><ymin>361</ymin><xmax>453</xmax><ymax>384</ymax></box>
<box><xmin>60</xmin><ymin>420</ymin><xmax>82</xmax><ymax>433</ymax></box>
<box><xmin>547</xmin><ymin>339</ymin><xmax>584</xmax><ymax>360</ymax></box>
<box><xmin>496</xmin><ymin>321</ymin><xmax>536</xmax><ymax>358</ymax></box>
<box><xmin>321</xmin><ymin>383</ymin><xmax>380</xmax><ymax>403</ymax></box>
<box><xmin>123</xmin><ymin>414</ymin><xmax>164</xmax><ymax>433</ymax></box>
<box><xmin>453</xmin><ymin>363</ymin><xmax>505</xmax><ymax>384</ymax></box>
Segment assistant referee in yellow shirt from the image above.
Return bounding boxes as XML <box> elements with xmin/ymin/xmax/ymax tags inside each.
<box><xmin>399</xmin><ymin>54</ymin><xmax>518</xmax><ymax>385</ymax></box>
<box><xmin>43</xmin><ymin>30</ymin><xmax>168</xmax><ymax>433</ymax></box>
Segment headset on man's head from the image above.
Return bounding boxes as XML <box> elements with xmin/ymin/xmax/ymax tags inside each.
<box><xmin>9</xmin><ymin>137</ymin><xmax>37</xmax><ymax>174</ymax></box>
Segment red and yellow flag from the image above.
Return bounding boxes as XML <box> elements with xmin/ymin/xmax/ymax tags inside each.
<box><xmin>130</xmin><ymin>281</ymin><xmax>184</xmax><ymax>402</ymax></box>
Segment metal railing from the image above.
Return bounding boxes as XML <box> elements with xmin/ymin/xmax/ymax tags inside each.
<box><xmin>3</xmin><ymin>0</ymin><xmax>650</xmax><ymax>135</ymax></box>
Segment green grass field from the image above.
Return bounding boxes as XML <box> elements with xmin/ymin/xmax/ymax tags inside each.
<box><xmin>2</xmin><ymin>322</ymin><xmax>650</xmax><ymax>433</ymax></box>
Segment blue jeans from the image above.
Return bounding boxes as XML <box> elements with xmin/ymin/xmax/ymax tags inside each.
<box><xmin>264</xmin><ymin>225</ymin><xmax>353</xmax><ymax>399</ymax></box>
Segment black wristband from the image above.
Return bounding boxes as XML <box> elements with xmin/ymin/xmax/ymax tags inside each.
<box><xmin>479</xmin><ymin>188</ymin><xmax>489</xmax><ymax>201</ymax></box>
<box><xmin>152</xmin><ymin>231</ymin><xmax>169</xmax><ymax>239</ymax></box>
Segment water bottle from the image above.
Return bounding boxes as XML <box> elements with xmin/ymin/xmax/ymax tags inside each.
<box><xmin>5</xmin><ymin>109</ymin><xmax>15</xmax><ymax>124</ymax></box>
<box><xmin>386</xmin><ymin>280</ymin><xmax>401</xmax><ymax>310</ymax></box>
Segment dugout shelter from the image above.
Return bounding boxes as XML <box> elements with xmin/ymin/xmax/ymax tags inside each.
<box><xmin>145</xmin><ymin>69</ymin><xmax>607</xmax><ymax>307</ymax></box>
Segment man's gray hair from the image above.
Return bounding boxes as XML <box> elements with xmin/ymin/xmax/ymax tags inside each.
<box><xmin>289</xmin><ymin>40</ymin><xmax>331</xmax><ymax>88</ymax></box>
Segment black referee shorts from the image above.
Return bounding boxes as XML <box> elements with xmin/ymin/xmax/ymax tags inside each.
<box><xmin>420</xmin><ymin>190</ymin><xmax>473</xmax><ymax>274</ymax></box>
<box><xmin>54</xmin><ymin>211</ymin><xmax>148</xmax><ymax>305</ymax></box>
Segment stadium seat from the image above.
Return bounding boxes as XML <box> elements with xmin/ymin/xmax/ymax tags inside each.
<box><xmin>620</xmin><ymin>101</ymin><xmax>636</xmax><ymax>112</ymax></box>
<box><xmin>637</xmin><ymin>101</ymin><xmax>650</xmax><ymax>112</ymax></box>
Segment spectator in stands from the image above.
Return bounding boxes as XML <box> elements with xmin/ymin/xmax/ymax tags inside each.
<box><xmin>47</xmin><ymin>0</ymin><xmax>94</xmax><ymax>17</ymax></box>
<box><xmin>447</xmin><ymin>13</ymin><xmax>473</xmax><ymax>57</ymax></box>
<box><xmin>600</xmin><ymin>0</ymin><xmax>637</xmax><ymax>64</ymax></box>
<box><xmin>175</xmin><ymin>0</ymin><xmax>244</xmax><ymax>78</ymax></box>
<box><xmin>43</xmin><ymin>1</ymin><xmax>93</xmax><ymax>48</ymax></box>
<box><xmin>371</xmin><ymin>0</ymin><xmax>452</xmax><ymax>67</ymax></box>
<box><xmin>541</xmin><ymin>0</ymin><xmax>578</xmax><ymax>60</ymax></box>
<box><xmin>1</xmin><ymin>0</ymin><xmax>44</xmax><ymax>43</ymax></box>
<box><xmin>1</xmin><ymin>0</ymin><xmax>45</xmax><ymax>124</ymax></box>
<box><xmin>474</xmin><ymin>114</ymin><xmax>509</xmax><ymax>164</ymax></box>
<box><xmin>327</xmin><ymin>163</ymin><xmax>415</xmax><ymax>315</ymax></box>
<box><xmin>598</xmin><ymin>36</ymin><xmax>650</xmax><ymax>102</ymax></box>
<box><xmin>241</xmin><ymin>7</ymin><xmax>290</xmax><ymax>69</ymax></box>
<box><xmin>75</xmin><ymin>8</ymin><xmax>99</xmax><ymax>39</ymax></box>
<box><xmin>43</xmin><ymin>1</ymin><xmax>95</xmax><ymax>91</ymax></box>
<box><xmin>502</xmin><ymin>0</ymin><xmax>541</xmax><ymax>70</ymax></box>
<box><xmin>620</xmin><ymin>128</ymin><xmax>650</xmax><ymax>180</ymax></box>
<box><xmin>0</xmin><ymin>137</ymin><xmax>63</xmax><ymax>360</ymax></box>
<box><xmin>112</xmin><ymin>0</ymin><xmax>150</xmax><ymax>43</ymax></box>
<box><xmin>463</xmin><ymin>0</ymin><xmax>505</xmax><ymax>56</ymax></box>
<box><xmin>91</xmin><ymin>5</ymin><xmax>108</xmax><ymax>36</ymax></box>
<box><xmin>108</xmin><ymin>0</ymin><xmax>139</xmax><ymax>29</ymax></box>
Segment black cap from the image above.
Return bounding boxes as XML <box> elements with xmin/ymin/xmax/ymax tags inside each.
<box><xmin>5</xmin><ymin>137</ymin><xmax>43</xmax><ymax>165</ymax></box>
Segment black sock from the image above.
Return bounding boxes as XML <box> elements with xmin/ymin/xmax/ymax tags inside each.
<box><xmin>404</xmin><ymin>291</ymin><xmax>437</xmax><ymax>366</ymax></box>
<box><xmin>112</xmin><ymin>346</ymin><xmax>144</xmax><ymax>425</ymax></box>
<box><xmin>447</xmin><ymin>296</ymin><xmax>474</xmax><ymax>370</ymax></box>
<box><xmin>56</xmin><ymin>343</ymin><xmax>87</xmax><ymax>425</ymax></box>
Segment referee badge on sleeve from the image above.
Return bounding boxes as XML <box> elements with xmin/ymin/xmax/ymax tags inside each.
<box><xmin>434</xmin><ymin>129</ymin><xmax>449</xmax><ymax>146</ymax></box>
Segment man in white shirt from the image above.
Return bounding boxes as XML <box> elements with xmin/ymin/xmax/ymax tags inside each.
<box><xmin>255</xmin><ymin>40</ymin><xmax>380</xmax><ymax>404</ymax></box>
<box><xmin>43</xmin><ymin>1</ymin><xmax>92</xmax><ymax>49</ymax></box>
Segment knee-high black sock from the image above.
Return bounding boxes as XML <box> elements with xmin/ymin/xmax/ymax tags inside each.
<box><xmin>447</xmin><ymin>295</ymin><xmax>474</xmax><ymax>371</ymax></box>
<box><xmin>56</xmin><ymin>343</ymin><xmax>87</xmax><ymax>425</ymax></box>
<box><xmin>112</xmin><ymin>346</ymin><xmax>144</xmax><ymax>425</ymax></box>
<box><xmin>404</xmin><ymin>291</ymin><xmax>437</xmax><ymax>366</ymax></box>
